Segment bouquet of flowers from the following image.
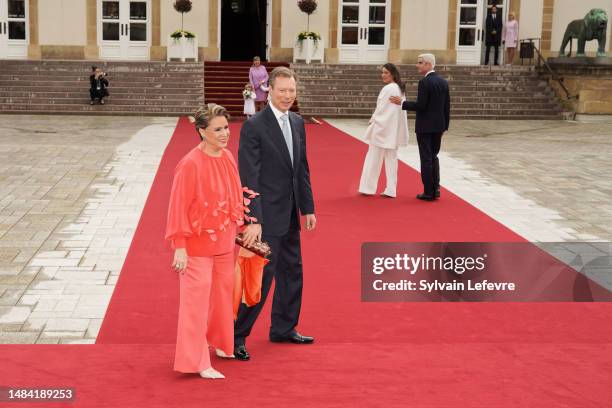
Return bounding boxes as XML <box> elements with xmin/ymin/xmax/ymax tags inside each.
<box><xmin>243</xmin><ymin>89</ymin><xmax>256</xmax><ymax>100</ymax></box>
<box><xmin>297</xmin><ymin>31</ymin><xmax>321</xmax><ymax>41</ymax></box>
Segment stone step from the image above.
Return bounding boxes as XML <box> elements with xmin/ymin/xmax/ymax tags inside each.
<box><xmin>317</xmin><ymin>113</ymin><xmax>562</xmax><ymax>120</ymax></box>
<box><xmin>0</xmin><ymin>104</ymin><xmax>196</xmax><ymax>114</ymax></box>
<box><xmin>300</xmin><ymin>107</ymin><xmax>562</xmax><ymax>115</ymax></box>
<box><xmin>0</xmin><ymin>80</ymin><xmax>200</xmax><ymax>88</ymax></box>
<box><xmin>297</xmin><ymin>78</ymin><xmax>545</xmax><ymax>85</ymax></box>
<box><xmin>0</xmin><ymin>66</ymin><xmax>203</xmax><ymax>74</ymax></box>
<box><xmin>292</xmin><ymin>63</ymin><xmax>534</xmax><ymax>71</ymax></box>
<box><xmin>298</xmin><ymin>86</ymin><xmax>551</xmax><ymax>94</ymax></box>
<box><xmin>297</xmin><ymin>101</ymin><xmax>561</xmax><ymax>110</ymax></box>
<box><xmin>294</xmin><ymin>92</ymin><xmax>554</xmax><ymax>100</ymax></box>
<box><xmin>0</xmin><ymin>60</ymin><xmax>203</xmax><ymax>116</ymax></box>
<box><xmin>0</xmin><ymin>97</ymin><xmax>202</xmax><ymax>106</ymax></box>
<box><xmin>0</xmin><ymin>91</ymin><xmax>203</xmax><ymax>99</ymax></box>
<box><xmin>293</xmin><ymin>68</ymin><xmax>536</xmax><ymax>74</ymax></box>
<box><xmin>0</xmin><ymin>73</ymin><xmax>204</xmax><ymax>81</ymax></box>
<box><xmin>0</xmin><ymin>60</ymin><xmax>203</xmax><ymax>67</ymax></box>
<box><xmin>0</xmin><ymin>86</ymin><xmax>204</xmax><ymax>95</ymax></box>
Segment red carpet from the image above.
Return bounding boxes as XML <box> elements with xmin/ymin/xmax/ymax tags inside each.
<box><xmin>2</xmin><ymin>118</ymin><xmax>611</xmax><ymax>407</ymax></box>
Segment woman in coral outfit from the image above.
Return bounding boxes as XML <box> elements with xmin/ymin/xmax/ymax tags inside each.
<box><xmin>165</xmin><ymin>103</ymin><xmax>244</xmax><ymax>379</ymax></box>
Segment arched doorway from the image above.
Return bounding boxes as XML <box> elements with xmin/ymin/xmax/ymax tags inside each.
<box><xmin>220</xmin><ymin>0</ymin><xmax>268</xmax><ymax>61</ymax></box>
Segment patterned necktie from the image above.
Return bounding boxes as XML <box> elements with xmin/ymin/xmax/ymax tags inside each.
<box><xmin>280</xmin><ymin>114</ymin><xmax>293</xmax><ymax>165</ymax></box>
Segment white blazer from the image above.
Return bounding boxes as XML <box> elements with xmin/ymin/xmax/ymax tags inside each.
<box><xmin>365</xmin><ymin>82</ymin><xmax>409</xmax><ymax>149</ymax></box>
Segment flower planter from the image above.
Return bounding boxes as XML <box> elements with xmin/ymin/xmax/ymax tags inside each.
<box><xmin>167</xmin><ymin>36</ymin><xmax>198</xmax><ymax>62</ymax></box>
<box><xmin>293</xmin><ymin>37</ymin><xmax>324</xmax><ymax>64</ymax></box>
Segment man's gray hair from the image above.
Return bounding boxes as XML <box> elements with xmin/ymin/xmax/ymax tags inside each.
<box><xmin>269</xmin><ymin>66</ymin><xmax>297</xmax><ymax>88</ymax></box>
<box><xmin>418</xmin><ymin>53</ymin><xmax>436</xmax><ymax>68</ymax></box>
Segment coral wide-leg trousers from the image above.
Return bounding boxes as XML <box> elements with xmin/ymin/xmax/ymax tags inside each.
<box><xmin>174</xmin><ymin>252</ymin><xmax>235</xmax><ymax>373</ymax></box>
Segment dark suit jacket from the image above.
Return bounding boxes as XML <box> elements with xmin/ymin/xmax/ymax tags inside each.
<box><xmin>238</xmin><ymin>105</ymin><xmax>315</xmax><ymax>237</ymax></box>
<box><xmin>90</xmin><ymin>75</ymin><xmax>109</xmax><ymax>95</ymax></box>
<box><xmin>401</xmin><ymin>72</ymin><xmax>450</xmax><ymax>134</ymax></box>
<box><xmin>486</xmin><ymin>13</ymin><xmax>503</xmax><ymax>45</ymax></box>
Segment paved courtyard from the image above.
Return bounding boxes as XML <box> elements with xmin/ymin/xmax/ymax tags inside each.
<box><xmin>0</xmin><ymin>115</ymin><xmax>176</xmax><ymax>344</ymax></box>
<box><xmin>0</xmin><ymin>115</ymin><xmax>611</xmax><ymax>344</ymax></box>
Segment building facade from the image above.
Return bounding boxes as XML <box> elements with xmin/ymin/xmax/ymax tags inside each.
<box><xmin>1</xmin><ymin>0</ymin><xmax>610</xmax><ymax>63</ymax></box>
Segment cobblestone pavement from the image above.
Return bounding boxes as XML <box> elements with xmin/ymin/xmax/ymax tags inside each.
<box><xmin>0</xmin><ymin>115</ymin><xmax>176</xmax><ymax>344</ymax></box>
<box><xmin>1</xmin><ymin>116</ymin><xmax>611</xmax><ymax>343</ymax></box>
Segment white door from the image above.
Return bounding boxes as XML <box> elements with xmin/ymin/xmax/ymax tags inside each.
<box><xmin>0</xmin><ymin>0</ymin><xmax>29</xmax><ymax>59</ymax></box>
<box><xmin>98</xmin><ymin>0</ymin><xmax>150</xmax><ymax>60</ymax></box>
<box><xmin>338</xmin><ymin>0</ymin><xmax>390</xmax><ymax>64</ymax></box>
<box><xmin>456</xmin><ymin>0</ymin><xmax>485</xmax><ymax>65</ymax></box>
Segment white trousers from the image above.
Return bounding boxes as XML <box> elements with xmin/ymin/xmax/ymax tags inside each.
<box><xmin>358</xmin><ymin>145</ymin><xmax>398</xmax><ymax>197</ymax></box>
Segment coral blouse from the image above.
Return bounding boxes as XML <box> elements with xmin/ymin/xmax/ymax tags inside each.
<box><xmin>165</xmin><ymin>147</ymin><xmax>244</xmax><ymax>256</ymax></box>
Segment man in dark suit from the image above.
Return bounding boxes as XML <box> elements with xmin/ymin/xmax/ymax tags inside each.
<box><xmin>485</xmin><ymin>5</ymin><xmax>503</xmax><ymax>65</ymax></box>
<box><xmin>390</xmin><ymin>53</ymin><xmax>450</xmax><ymax>201</ymax></box>
<box><xmin>89</xmin><ymin>66</ymin><xmax>109</xmax><ymax>105</ymax></box>
<box><xmin>234</xmin><ymin>66</ymin><xmax>316</xmax><ymax>360</ymax></box>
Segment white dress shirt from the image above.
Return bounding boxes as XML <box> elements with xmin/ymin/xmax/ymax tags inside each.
<box><xmin>268</xmin><ymin>102</ymin><xmax>293</xmax><ymax>140</ymax></box>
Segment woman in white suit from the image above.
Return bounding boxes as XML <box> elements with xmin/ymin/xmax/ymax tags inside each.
<box><xmin>358</xmin><ymin>63</ymin><xmax>409</xmax><ymax>198</ymax></box>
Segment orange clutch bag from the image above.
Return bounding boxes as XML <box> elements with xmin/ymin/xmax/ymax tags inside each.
<box><xmin>235</xmin><ymin>233</ymin><xmax>271</xmax><ymax>259</ymax></box>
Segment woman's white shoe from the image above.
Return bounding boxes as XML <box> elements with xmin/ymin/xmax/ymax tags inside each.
<box><xmin>199</xmin><ymin>367</ymin><xmax>225</xmax><ymax>379</ymax></box>
<box><xmin>215</xmin><ymin>348</ymin><xmax>235</xmax><ymax>358</ymax></box>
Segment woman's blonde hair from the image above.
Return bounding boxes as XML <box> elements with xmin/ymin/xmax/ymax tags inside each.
<box><xmin>189</xmin><ymin>104</ymin><xmax>230</xmax><ymax>140</ymax></box>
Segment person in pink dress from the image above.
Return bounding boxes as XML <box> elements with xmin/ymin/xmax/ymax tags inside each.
<box><xmin>248</xmin><ymin>56</ymin><xmax>269</xmax><ymax>112</ymax></box>
<box><xmin>165</xmin><ymin>103</ymin><xmax>245</xmax><ymax>380</ymax></box>
<box><xmin>503</xmin><ymin>12</ymin><xmax>519</xmax><ymax>65</ymax></box>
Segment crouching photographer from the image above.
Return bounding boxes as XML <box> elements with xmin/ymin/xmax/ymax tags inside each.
<box><xmin>89</xmin><ymin>66</ymin><xmax>109</xmax><ymax>105</ymax></box>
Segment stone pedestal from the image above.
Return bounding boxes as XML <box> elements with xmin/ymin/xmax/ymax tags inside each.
<box><xmin>167</xmin><ymin>36</ymin><xmax>198</xmax><ymax>62</ymax></box>
<box><xmin>548</xmin><ymin>57</ymin><xmax>612</xmax><ymax>66</ymax></box>
<box><xmin>545</xmin><ymin>57</ymin><xmax>612</xmax><ymax>115</ymax></box>
<box><xmin>293</xmin><ymin>38</ymin><xmax>324</xmax><ymax>64</ymax></box>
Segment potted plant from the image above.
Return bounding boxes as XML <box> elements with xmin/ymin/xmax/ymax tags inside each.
<box><xmin>167</xmin><ymin>0</ymin><xmax>198</xmax><ymax>62</ymax></box>
<box><xmin>293</xmin><ymin>1</ymin><xmax>324</xmax><ymax>63</ymax></box>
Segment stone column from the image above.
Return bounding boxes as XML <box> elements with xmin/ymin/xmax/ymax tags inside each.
<box><xmin>446</xmin><ymin>0</ymin><xmax>458</xmax><ymax>64</ymax></box>
<box><xmin>150</xmin><ymin>0</ymin><xmax>164</xmax><ymax>60</ymax></box>
<box><xmin>27</xmin><ymin>0</ymin><xmax>41</xmax><ymax>59</ymax></box>
<box><xmin>203</xmin><ymin>0</ymin><xmax>219</xmax><ymax>60</ymax></box>
<box><xmin>84</xmin><ymin>0</ymin><xmax>98</xmax><ymax>59</ymax></box>
<box><xmin>541</xmin><ymin>0</ymin><xmax>554</xmax><ymax>56</ymax></box>
<box><xmin>387</xmin><ymin>0</ymin><xmax>402</xmax><ymax>63</ymax></box>
<box><xmin>326</xmin><ymin>0</ymin><xmax>339</xmax><ymax>63</ymax></box>
<box><xmin>270</xmin><ymin>0</ymin><xmax>290</xmax><ymax>61</ymax></box>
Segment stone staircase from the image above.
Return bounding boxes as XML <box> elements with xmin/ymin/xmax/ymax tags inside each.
<box><xmin>204</xmin><ymin>60</ymin><xmax>298</xmax><ymax>118</ymax></box>
<box><xmin>0</xmin><ymin>60</ymin><xmax>204</xmax><ymax>116</ymax></box>
<box><xmin>292</xmin><ymin>64</ymin><xmax>566</xmax><ymax>120</ymax></box>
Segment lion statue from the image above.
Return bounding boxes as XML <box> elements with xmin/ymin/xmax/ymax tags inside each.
<box><xmin>559</xmin><ymin>8</ymin><xmax>608</xmax><ymax>57</ymax></box>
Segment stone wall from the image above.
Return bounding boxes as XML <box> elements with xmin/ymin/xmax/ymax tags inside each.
<box><xmin>545</xmin><ymin>61</ymin><xmax>612</xmax><ymax>114</ymax></box>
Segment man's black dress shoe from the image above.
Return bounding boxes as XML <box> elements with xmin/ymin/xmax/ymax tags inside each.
<box><xmin>435</xmin><ymin>189</ymin><xmax>440</xmax><ymax>198</ymax></box>
<box><xmin>270</xmin><ymin>332</ymin><xmax>314</xmax><ymax>344</ymax></box>
<box><xmin>416</xmin><ymin>193</ymin><xmax>435</xmax><ymax>201</ymax></box>
<box><xmin>233</xmin><ymin>345</ymin><xmax>250</xmax><ymax>361</ymax></box>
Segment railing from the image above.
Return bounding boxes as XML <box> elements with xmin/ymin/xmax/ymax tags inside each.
<box><xmin>519</xmin><ymin>37</ymin><xmax>575</xmax><ymax>100</ymax></box>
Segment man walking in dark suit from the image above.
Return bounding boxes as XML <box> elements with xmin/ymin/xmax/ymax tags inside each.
<box><xmin>390</xmin><ymin>53</ymin><xmax>450</xmax><ymax>201</ymax></box>
<box><xmin>234</xmin><ymin>66</ymin><xmax>316</xmax><ymax>361</ymax></box>
<box><xmin>485</xmin><ymin>5</ymin><xmax>503</xmax><ymax>65</ymax></box>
